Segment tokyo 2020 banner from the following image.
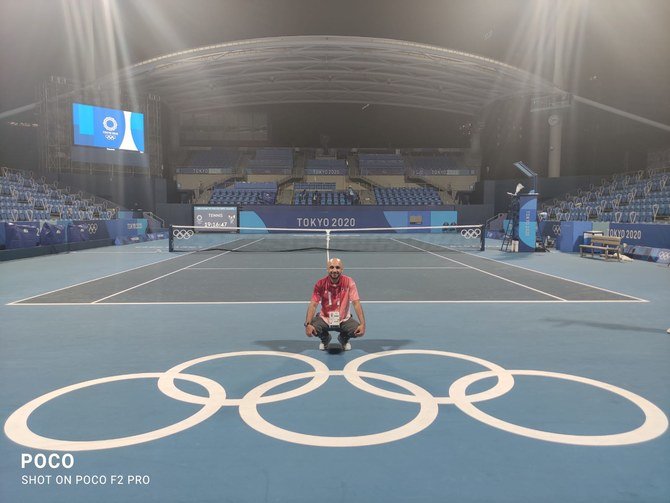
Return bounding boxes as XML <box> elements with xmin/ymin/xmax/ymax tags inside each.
<box><xmin>240</xmin><ymin>207</ymin><xmax>458</xmax><ymax>231</ymax></box>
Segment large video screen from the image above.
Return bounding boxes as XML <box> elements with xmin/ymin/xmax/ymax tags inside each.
<box><xmin>193</xmin><ymin>205</ymin><xmax>239</xmax><ymax>230</ymax></box>
<box><xmin>73</xmin><ymin>103</ymin><xmax>145</xmax><ymax>152</ymax></box>
<box><xmin>71</xmin><ymin>103</ymin><xmax>148</xmax><ymax>168</ymax></box>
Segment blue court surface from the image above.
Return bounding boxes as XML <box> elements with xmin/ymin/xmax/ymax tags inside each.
<box><xmin>1</xmin><ymin>239</ymin><xmax>669</xmax><ymax>503</ymax></box>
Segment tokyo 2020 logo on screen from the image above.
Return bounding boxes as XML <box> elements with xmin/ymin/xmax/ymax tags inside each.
<box><xmin>72</xmin><ymin>103</ymin><xmax>145</xmax><ymax>152</ymax></box>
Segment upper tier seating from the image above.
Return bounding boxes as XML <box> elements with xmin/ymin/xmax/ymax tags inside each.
<box><xmin>293</xmin><ymin>190</ymin><xmax>353</xmax><ymax>206</ymax></box>
<box><xmin>408</xmin><ymin>155</ymin><xmax>463</xmax><ymax>173</ymax></box>
<box><xmin>304</xmin><ymin>158</ymin><xmax>348</xmax><ymax>175</ymax></box>
<box><xmin>542</xmin><ymin>169</ymin><xmax>670</xmax><ymax>223</ymax></box>
<box><xmin>294</xmin><ymin>182</ymin><xmax>337</xmax><ymax>191</ymax></box>
<box><xmin>358</xmin><ymin>154</ymin><xmax>405</xmax><ymax>175</ymax></box>
<box><xmin>246</xmin><ymin>148</ymin><xmax>294</xmax><ymax>174</ymax></box>
<box><xmin>209</xmin><ymin>181</ymin><xmax>278</xmax><ymax>205</ymax></box>
<box><xmin>178</xmin><ymin>148</ymin><xmax>241</xmax><ymax>171</ymax></box>
<box><xmin>373</xmin><ymin>187</ymin><xmax>443</xmax><ymax>206</ymax></box>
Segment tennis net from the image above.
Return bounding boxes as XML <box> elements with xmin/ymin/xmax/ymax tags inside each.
<box><xmin>168</xmin><ymin>224</ymin><xmax>485</xmax><ymax>254</ymax></box>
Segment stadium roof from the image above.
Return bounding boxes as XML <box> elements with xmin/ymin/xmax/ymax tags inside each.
<box><xmin>102</xmin><ymin>35</ymin><xmax>558</xmax><ymax>117</ymax></box>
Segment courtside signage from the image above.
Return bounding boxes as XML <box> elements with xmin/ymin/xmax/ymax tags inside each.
<box><xmin>193</xmin><ymin>205</ymin><xmax>238</xmax><ymax>230</ymax></box>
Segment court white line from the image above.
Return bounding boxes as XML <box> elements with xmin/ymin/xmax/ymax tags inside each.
<box><xmin>7</xmin><ymin>238</ymin><xmax>253</xmax><ymax>306</ymax></box>
<box><xmin>7</xmin><ymin>299</ymin><xmax>647</xmax><ymax>306</ymax></box>
<box><xmin>187</xmin><ymin>266</ymin><xmax>470</xmax><ymax>270</ymax></box>
<box><xmin>90</xmin><ymin>238</ymin><xmax>266</xmax><ymax>304</ymax></box>
<box><xmin>444</xmin><ymin>246</ymin><xmax>648</xmax><ymax>302</ymax></box>
<box><xmin>71</xmin><ymin>251</ymin><xmax>167</xmax><ymax>255</ymax></box>
<box><xmin>6</xmin><ymin>251</ymin><xmax>196</xmax><ymax>306</ymax></box>
<box><xmin>6</xmin><ymin>237</ymin><xmax>648</xmax><ymax>306</ymax></box>
<box><xmin>391</xmin><ymin>238</ymin><xmax>568</xmax><ymax>301</ymax></box>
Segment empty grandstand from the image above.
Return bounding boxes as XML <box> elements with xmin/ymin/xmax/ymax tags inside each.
<box><xmin>246</xmin><ymin>148</ymin><xmax>294</xmax><ymax>175</ymax></box>
<box><xmin>374</xmin><ymin>186</ymin><xmax>443</xmax><ymax>206</ymax></box>
<box><xmin>542</xmin><ymin>169</ymin><xmax>670</xmax><ymax>224</ymax></box>
<box><xmin>304</xmin><ymin>158</ymin><xmax>348</xmax><ymax>176</ymax></box>
<box><xmin>177</xmin><ymin>148</ymin><xmax>241</xmax><ymax>172</ymax></box>
<box><xmin>358</xmin><ymin>153</ymin><xmax>405</xmax><ymax>175</ymax></box>
<box><xmin>210</xmin><ymin>181</ymin><xmax>278</xmax><ymax>205</ymax></box>
<box><xmin>0</xmin><ymin>168</ymin><xmax>116</xmax><ymax>222</ymax></box>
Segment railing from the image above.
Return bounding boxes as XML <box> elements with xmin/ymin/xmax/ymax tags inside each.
<box><xmin>142</xmin><ymin>211</ymin><xmax>166</xmax><ymax>231</ymax></box>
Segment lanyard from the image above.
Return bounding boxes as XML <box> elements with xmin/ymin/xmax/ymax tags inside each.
<box><xmin>326</xmin><ymin>285</ymin><xmax>341</xmax><ymax>307</ymax></box>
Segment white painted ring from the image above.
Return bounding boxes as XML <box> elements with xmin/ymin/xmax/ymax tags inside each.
<box><xmin>449</xmin><ymin>369</ymin><xmax>669</xmax><ymax>446</ymax></box>
<box><xmin>157</xmin><ymin>351</ymin><xmax>329</xmax><ymax>406</ymax></box>
<box><xmin>343</xmin><ymin>349</ymin><xmax>515</xmax><ymax>404</ymax></box>
<box><xmin>3</xmin><ymin>372</ymin><xmax>225</xmax><ymax>451</ymax></box>
<box><xmin>238</xmin><ymin>370</ymin><xmax>439</xmax><ymax>447</ymax></box>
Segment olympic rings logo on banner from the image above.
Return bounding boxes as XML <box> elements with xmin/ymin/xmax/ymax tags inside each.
<box><xmin>102</xmin><ymin>117</ymin><xmax>118</xmax><ymax>141</ymax></box>
<box><xmin>103</xmin><ymin>117</ymin><xmax>118</xmax><ymax>132</ymax></box>
<box><xmin>552</xmin><ymin>224</ymin><xmax>562</xmax><ymax>235</ymax></box>
<box><xmin>3</xmin><ymin>350</ymin><xmax>667</xmax><ymax>451</ymax></box>
<box><xmin>87</xmin><ymin>223</ymin><xmax>98</xmax><ymax>234</ymax></box>
<box><xmin>172</xmin><ymin>229</ymin><xmax>194</xmax><ymax>239</ymax></box>
<box><xmin>460</xmin><ymin>228</ymin><xmax>481</xmax><ymax>239</ymax></box>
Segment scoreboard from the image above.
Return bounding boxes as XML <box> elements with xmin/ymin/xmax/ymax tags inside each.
<box><xmin>193</xmin><ymin>206</ymin><xmax>238</xmax><ymax>230</ymax></box>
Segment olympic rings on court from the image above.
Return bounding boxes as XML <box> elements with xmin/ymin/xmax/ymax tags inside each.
<box><xmin>157</xmin><ymin>351</ymin><xmax>329</xmax><ymax>407</ymax></box>
<box><xmin>3</xmin><ymin>350</ymin><xmax>668</xmax><ymax>451</ymax></box>
<box><xmin>3</xmin><ymin>372</ymin><xmax>225</xmax><ymax>452</ymax></box>
<box><xmin>449</xmin><ymin>369</ymin><xmax>668</xmax><ymax>446</ymax></box>
<box><xmin>343</xmin><ymin>350</ymin><xmax>514</xmax><ymax>404</ymax></box>
<box><xmin>239</xmin><ymin>370</ymin><xmax>439</xmax><ymax>447</ymax></box>
<box><xmin>172</xmin><ymin>228</ymin><xmax>194</xmax><ymax>239</ymax></box>
<box><xmin>460</xmin><ymin>228</ymin><xmax>481</xmax><ymax>239</ymax></box>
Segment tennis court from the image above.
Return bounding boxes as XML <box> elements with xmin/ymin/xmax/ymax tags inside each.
<box><xmin>1</xmin><ymin>236</ymin><xmax>668</xmax><ymax>503</ymax></box>
<box><xmin>10</xmin><ymin>229</ymin><xmax>643</xmax><ymax>305</ymax></box>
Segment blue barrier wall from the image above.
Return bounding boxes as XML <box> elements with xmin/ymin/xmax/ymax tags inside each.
<box><xmin>540</xmin><ymin>221</ymin><xmax>670</xmax><ymax>251</ymax></box>
<box><xmin>608</xmin><ymin>223</ymin><xmax>670</xmax><ymax>248</ymax></box>
<box><xmin>240</xmin><ymin>207</ymin><xmax>459</xmax><ymax>231</ymax></box>
<box><xmin>0</xmin><ymin>219</ymin><xmax>148</xmax><ymax>249</ymax></box>
<box><xmin>558</xmin><ymin>221</ymin><xmax>593</xmax><ymax>252</ymax></box>
<box><xmin>155</xmin><ymin>203</ymin><xmax>494</xmax><ymax>227</ymax></box>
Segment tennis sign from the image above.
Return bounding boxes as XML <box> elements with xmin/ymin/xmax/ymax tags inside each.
<box><xmin>193</xmin><ymin>205</ymin><xmax>238</xmax><ymax>230</ymax></box>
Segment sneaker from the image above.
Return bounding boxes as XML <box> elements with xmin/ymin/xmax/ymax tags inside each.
<box><xmin>319</xmin><ymin>333</ymin><xmax>332</xmax><ymax>351</ymax></box>
<box><xmin>338</xmin><ymin>334</ymin><xmax>352</xmax><ymax>351</ymax></box>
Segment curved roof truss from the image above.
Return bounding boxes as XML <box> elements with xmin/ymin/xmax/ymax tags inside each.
<box><xmin>104</xmin><ymin>36</ymin><xmax>560</xmax><ymax>117</ymax></box>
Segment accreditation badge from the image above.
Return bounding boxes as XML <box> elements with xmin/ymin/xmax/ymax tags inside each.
<box><xmin>328</xmin><ymin>311</ymin><xmax>341</xmax><ymax>326</ymax></box>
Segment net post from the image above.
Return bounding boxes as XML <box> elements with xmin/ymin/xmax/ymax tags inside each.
<box><xmin>168</xmin><ymin>225</ymin><xmax>174</xmax><ymax>252</ymax></box>
<box><xmin>325</xmin><ymin>229</ymin><xmax>331</xmax><ymax>262</ymax></box>
<box><xmin>480</xmin><ymin>226</ymin><xmax>486</xmax><ymax>251</ymax></box>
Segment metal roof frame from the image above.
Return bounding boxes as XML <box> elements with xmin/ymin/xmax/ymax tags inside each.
<box><xmin>103</xmin><ymin>35</ymin><xmax>559</xmax><ymax>116</ymax></box>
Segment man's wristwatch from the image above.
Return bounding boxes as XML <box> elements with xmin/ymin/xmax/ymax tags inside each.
<box><xmin>304</xmin><ymin>321</ymin><xmax>310</xmax><ymax>327</ymax></box>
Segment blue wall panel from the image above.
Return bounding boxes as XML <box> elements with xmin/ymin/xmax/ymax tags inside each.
<box><xmin>240</xmin><ymin>206</ymin><xmax>458</xmax><ymax>231</ymax></box>
<box><xmin>609</xmin><ymin>223</ymin><xmax>670</xmax><ymax>248</ymax></box>
<box><xmin>558</xmin><ymin>221</ymin><xmax>593</xmax><ymax>252</ymax></box>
